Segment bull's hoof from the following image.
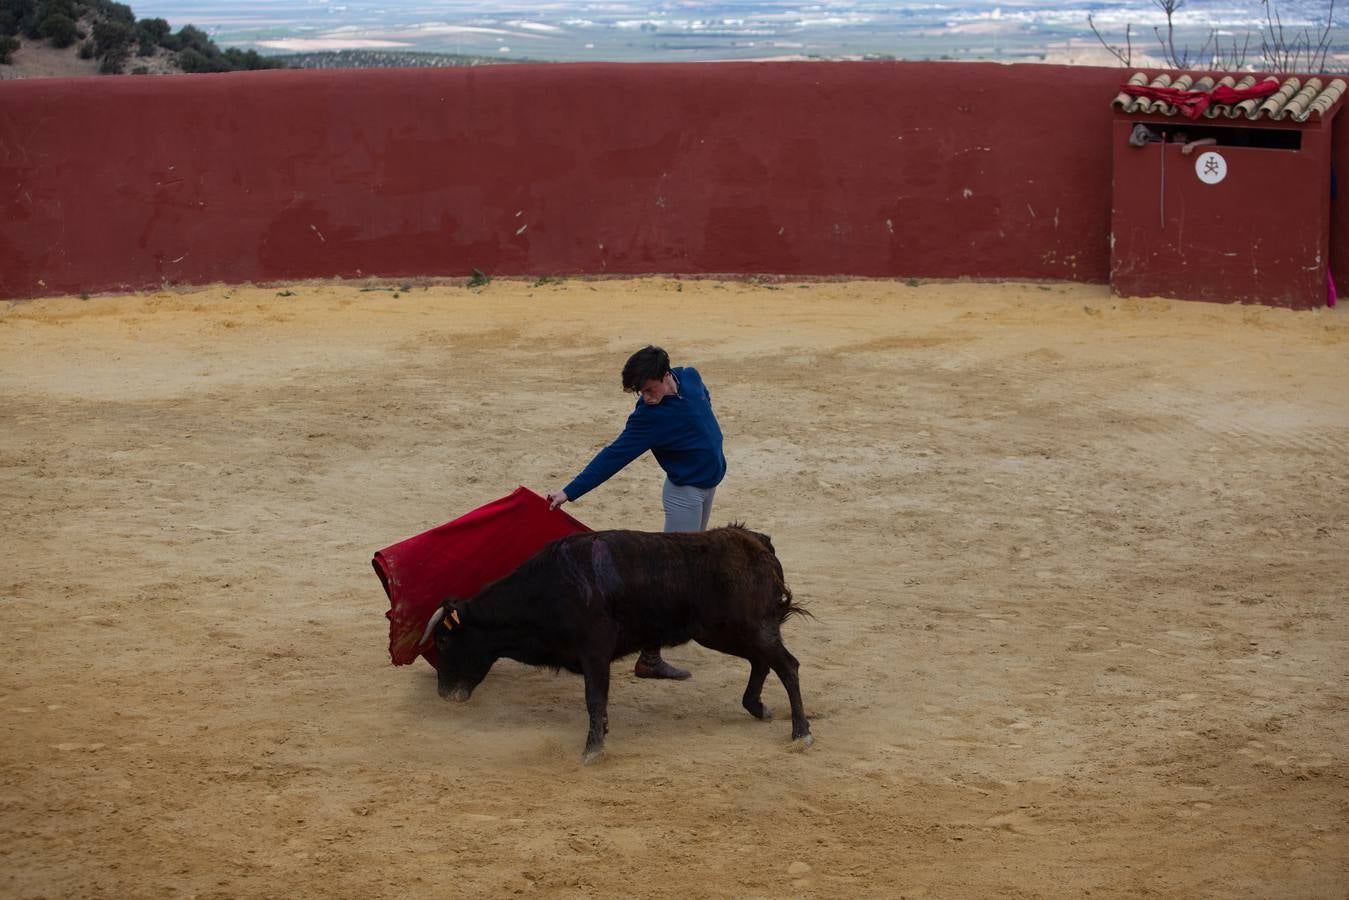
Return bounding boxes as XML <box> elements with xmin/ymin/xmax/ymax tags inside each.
<box><xmin>743</xmin><ymin>700</ymin><xmax>773</xmax><ymax>721</ymax></box>
<box><xmin>791</xmin><ymin>732</ymin><xmax>814</xmax><ymax>751</ymax></box>
<box><xmin>581</xmin><ymin>747</ymin><xmax>605</xmax><ymax>766</ymax></box>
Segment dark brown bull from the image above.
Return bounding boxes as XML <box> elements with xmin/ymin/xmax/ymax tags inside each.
<box><xmin>419</xmin><ymin>524</ymin><xmax>812</xmax><ymax>763</ymax></box>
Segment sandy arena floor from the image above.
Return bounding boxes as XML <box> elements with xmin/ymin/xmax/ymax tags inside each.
<box><xmin>1</xmin><ymin>278</ymin><xmax>1346</xmax><ymax>898</ymax></box>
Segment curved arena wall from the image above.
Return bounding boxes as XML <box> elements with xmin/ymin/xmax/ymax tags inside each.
<box><xmin>0</xmin><ymin>62</ymin><xmax>1343</xmax><ymax>299</ymax></box>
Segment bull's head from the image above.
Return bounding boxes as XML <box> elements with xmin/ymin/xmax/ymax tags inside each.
<box><xmin>419</xmin><ymin>600</ymin><xmax>493</xmax><ymax>702</ymax></box>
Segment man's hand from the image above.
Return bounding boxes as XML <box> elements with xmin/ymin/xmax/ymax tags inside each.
<box><xmin>546</xmin><ymin>490</ymin><xmax>569</xmax><ymax>510</ymax></box>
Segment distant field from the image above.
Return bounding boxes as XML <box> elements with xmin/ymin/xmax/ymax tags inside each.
<box><xmin>276</xmin><ymin>50</ymin><xmax>529</xmax><ymax>70</ymax></box>
<box><xmin>127</xmin><ymin>0</ymin><xmax>1349</xmax><ymax>66</ymax></box>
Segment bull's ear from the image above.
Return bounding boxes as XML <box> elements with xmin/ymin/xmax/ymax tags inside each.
<box><xmin>444</xmin><ymin>605</ymin><xmax>463</xmax><ymax>631</ymax></box>
<box><xmin>418</xmin><ymin>604</ymin><xmax>465</xmax><ymax>646</ymax></box>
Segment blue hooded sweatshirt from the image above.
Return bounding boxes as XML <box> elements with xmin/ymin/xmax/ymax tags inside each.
<box><xmin>562</xmin><ymin>366</ymin><xmax>726</xmax><ymax>502</ymax></box>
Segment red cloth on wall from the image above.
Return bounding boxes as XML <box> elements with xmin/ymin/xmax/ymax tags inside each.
<box><xmin>373</xmin><ymin>486</ymin><xmax>591</xmax><ymax>669</ymax></box>
<box><xmin>1119</xmin><ymin>80</ymin><xmax>1280</xmax><ymax>120</ymax></box>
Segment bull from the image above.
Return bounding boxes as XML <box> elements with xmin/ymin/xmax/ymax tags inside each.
<box><xmin>419</xmin><ymin>524</ymin><xmax>812</xmax><ymax>764</ymax></box>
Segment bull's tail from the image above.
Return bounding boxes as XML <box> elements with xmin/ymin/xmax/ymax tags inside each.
<box><xmin>772</xmin><ymin>558</ymin><xmax>813</xmax><ymax>624</ymax></box>
<box><xmin>778</xmin><ymin>581</ymin><xmax>812</xmax><ymax>623</ymax></box>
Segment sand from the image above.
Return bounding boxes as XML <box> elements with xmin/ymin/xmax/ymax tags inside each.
<box><xmin>1</xmin><ymin>277</ymin><xmax>1346</xmax><ymax>898</ymax></box>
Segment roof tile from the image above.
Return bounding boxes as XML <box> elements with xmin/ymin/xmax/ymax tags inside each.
<box><xmin>1112</xmin><ymin>71</ymin><xmax>1346</xmax><ymax>122</ymax></box>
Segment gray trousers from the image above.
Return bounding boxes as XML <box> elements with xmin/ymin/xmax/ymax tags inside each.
<box><xmin>662</xmin><ymin>478</ymin><xmax>716</xmax><ymax>533</ymax></box>
<box><xmin>641</xmin><ymin>478</ymin><xmax>717</xmax><ymax>665</ymax></box>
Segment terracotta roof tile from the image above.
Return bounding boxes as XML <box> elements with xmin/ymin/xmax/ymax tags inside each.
<box><xmin>1112</xmin><ymin>71</ymin><xmax>1346</xmax><ymax>122</ymax></box>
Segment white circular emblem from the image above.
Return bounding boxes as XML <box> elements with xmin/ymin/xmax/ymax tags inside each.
<box><xmin>1195</xmin><ymin>150</ymin><xmax>1227</xmax><ymax>185</ymax></box>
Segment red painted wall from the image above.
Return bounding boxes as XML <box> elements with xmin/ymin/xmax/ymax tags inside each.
<box><xmin>2</xmin><ymin>61</ymin><xmax>1341</xmax><ymax>301</ymax></box>
<box><xmin>0</xmin><ymin>61</ymin><xmax>1122</xmax><ymax>298</ymax></box>
<box><xmin>1334</xmin><ymin>105</ymin><xmax>1349</xmax><ymax>300</ymax></box>
<box><xmin>1110</xmin><ymin>115</ymin><xmax>1336</xmax><ymax>309</ymax></box>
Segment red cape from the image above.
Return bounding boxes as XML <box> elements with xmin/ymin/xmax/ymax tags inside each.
<box><xmin>1118</xmin><ymin>80</ymin><xmax>1279</xmax><ymax>120</ymax></box>
<box><xmin>373</xmin><ymin>487</ymin><xmax>591</xmax><ymax>669</ymax></box>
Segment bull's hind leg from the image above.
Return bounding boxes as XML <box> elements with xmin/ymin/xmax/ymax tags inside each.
<box><xmin>692</xmin><ymin>633</ymin><xmax>771</xmax><ymax>721</ymax></box>
<box><xmin>767</xmin><ymin>641</ymin><xmax>812</xmax><ymax>747</ymax></box>
<box><xmin>693</xmin><ymin>633</ymin><xmax>777</xmax><ymax>724</ymax></box>
<box><xmin>742</xmin><ymin>660</ymin><xmax>772</xmax><ymax>720</ymax></box>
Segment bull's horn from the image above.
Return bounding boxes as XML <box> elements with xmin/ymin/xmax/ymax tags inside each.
<box><xmin>419</xmin><ymin>607</ymin><xmax>446</xmax><ymax>646</ymax></box>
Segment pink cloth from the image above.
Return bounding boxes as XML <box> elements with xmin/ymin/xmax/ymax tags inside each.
<box><xmin>373</xmin><ymin>487</ymin><xmax>591</xmax><ymax>669</ymax></box>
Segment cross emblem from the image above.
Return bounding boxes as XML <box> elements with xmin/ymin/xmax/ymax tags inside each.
<box><xmin>1195</xmin><ymin>151</ymin><xmax>1228</xmax><ymax>185</ymax></box>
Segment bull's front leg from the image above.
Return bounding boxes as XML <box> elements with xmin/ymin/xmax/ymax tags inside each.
<box><xmin>580</xmin><ymin>657</ymin><xmax>611</xmax><ymax>765</ymax></box>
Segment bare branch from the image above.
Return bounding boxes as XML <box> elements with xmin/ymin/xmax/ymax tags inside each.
<box><xmin>1087</xmin><ymin>0</ymin><xmax>1341</xmax><ymax>77</ymax></box>
<box><xmin>1153</xmin><ymin>0</ymin><xmax>1187</xmax><ymax>68</ymax></box>
<box><xmin>1231</xmin><ymin>30</ymin><xmax>1252</xmax><ymax>69</ymax></box>
<box><xmin>1087</xmin><ymin>12</ymin><xmax>1133</xmax><ymax>66</ymax></box>
<box><xmin>1195</xmin><ymin>28</ymin><xmax>1218</xmax><ymax>66</ymax></box>
<box><xmin>1312</xmin><ymin>0</ymin><xmax>1336</xmax><ymax>71</ymax></box>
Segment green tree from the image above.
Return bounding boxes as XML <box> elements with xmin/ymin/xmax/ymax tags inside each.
<box><xmin>97</xmin><ymin>41</ymin><xmax>125</xmax><ymax>72</ymax></box>
<box><xmin>0</xmin><ymin>1</ymin><xmax>31</xmax><ymax>38</ymax></box>
<box><xmin>87</xmin><ymin>0</ymin><xmax>133</xmax><ymax>26</ymax></box>
<box><xmin>176</xmin><ymin>45</ymin><xmax>223</xmax><ymax>73</ymax></box>
<box><xmin>136</xmin><ymin>15</ymin><xmax>168</xmax><ymax>45</ymax></box>
<box><xmin>40</xmin><ymin>0</ymin><xmax>76</xmax><ymax>18</ymax></box>
<box><xmin>175</xmin><ymin>24</ymin><xmax>212</xmax><ymax>55</ymax></box>
<box><xmin>223</xmin><ymin>46</ymin><xmax>282</xmax><ymax>70</ymax></box>
<box><xmin>39</xmin><ymin>11</ymin><xmax>75</xmax><ymax>47</ymax></box>
<box><xmin>92</xmin><ymin>16</ymin><xmax>129</xmax><ymax>56</ymax></box>
<box><xmin>19</xmin><ymin>6</ymin><xmax>41</xmax><ymax>39</ymax></box>
<box><xmin>0</xmin><ymin>33</ymin><xmax>18</xmax><ymax>63</ymax></box>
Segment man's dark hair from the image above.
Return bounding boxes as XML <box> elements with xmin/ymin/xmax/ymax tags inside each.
<box><xmin>621</xmin><ymin>345</ymin><xmax>671</xmax><ymax>392</ymax></box>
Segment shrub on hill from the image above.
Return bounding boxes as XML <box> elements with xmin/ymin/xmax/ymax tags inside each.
<box><xmin>38</xmin><ymin>11</ymin><xmax>76</xmax><ymax>47</ymax></box>
<box><xmin>85</xmin><ymin>0</ymin><xmax>131</xmax><ymax>28</ymax></box>
<box><xmin>134</xmin><ymin>14</ymin><xmax>164</xmax><ymax>55</ymax></box>
<box><xmin>91</xmin><ymin>16</ymin><xmax>128</xmax><ymax>55</ymax></box>
<box><xmin>158</xmin><ymin>22</ymin><xmax>207</xmax><ymax>55</ymax></box>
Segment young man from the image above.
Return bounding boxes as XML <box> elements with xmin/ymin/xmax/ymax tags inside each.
<box><xmin>546</xmin><ymin>345</ymin><xmax>726</xmax><ymax>680</ymax></box>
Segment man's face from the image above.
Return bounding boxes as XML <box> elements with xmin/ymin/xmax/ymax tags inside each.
<box><xmin>637</xmin><ymin>373</ymin><xmax>675</xmax><ymax>405</ymax></box>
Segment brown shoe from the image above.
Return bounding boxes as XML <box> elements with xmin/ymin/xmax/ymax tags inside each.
<box><xmin>634</xmin><ymin>652</ymin><xmax>691</xmax><ymax>680</ymax></box>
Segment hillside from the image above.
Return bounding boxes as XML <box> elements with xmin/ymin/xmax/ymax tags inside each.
<box><xmin>0</xmin><ymin>0</ymin><xmax>281</xmax><ymax>78</ymax></box>
<box><xmin>0</xmin><ymin>31</ymin><xmax>175</xmax><ymax>78</ymax></box>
